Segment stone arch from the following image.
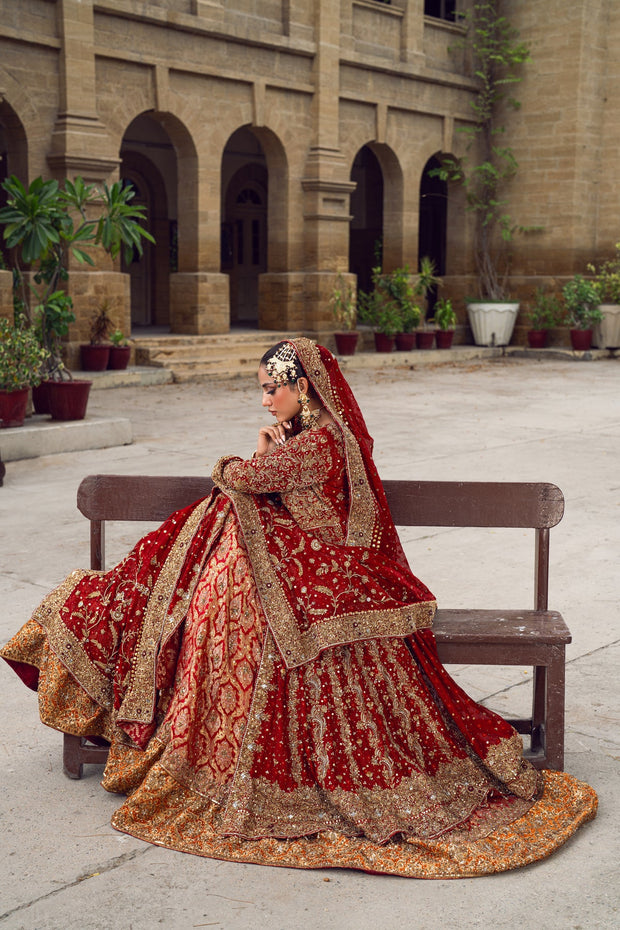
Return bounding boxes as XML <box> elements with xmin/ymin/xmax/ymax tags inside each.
<box><xmin>349</xmin><ymin>142</ymin><xmax>404</xmax><ymax>291</ymax></box>
<box><xmin>120</xmin><ymin>149</ymin><xmax>169</xmax><ymax>328</ymax></box>
<box><xmin>0</xmin><ymin>94</ymin><xmax>29</xmax><ymax>266</ymax></box>
<box><xmin>221</xmin><ymin>125</ymin><xmax>288</xmax><ymax>325</ymax></box>
<box><xmin>119</xmin><ymin>111</ymin><xmax>198</xmax><ymax>330</ymax></box>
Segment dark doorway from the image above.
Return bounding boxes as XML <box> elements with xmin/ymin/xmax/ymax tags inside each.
<box><xmin>419</xmin><ymin>154</ymin><xmax>447</xmax><ymax>313</ymax></box>
<box><xmin>0</xmin><ymin>100</ymin><xmax>28</xmax><ymax>269</ymax></box>
<box><xmin>349</xmin><ymin>145</ymin><xmax>384</xmax><ymax>294</ymax></box>
<box><xmin>120</xmin><ymin>114</ymin><xmax>177</xmax><ymax>330</ymax></box>
<box><xmin>221</xmin><ymin>129</ymin><xmax>268</xmax><ymax>327</ymax></box>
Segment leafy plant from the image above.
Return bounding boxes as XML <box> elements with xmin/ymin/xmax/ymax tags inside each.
<box><xmin>527</xmin><ymin>288</ymin><xmax>561</xmax><ymax>331</ymax></box>
<box><xmin>359</xmin><ymin>265</ymin><xmax>422</xmax><ymax>335</ymax></box>
<box><xmin>330</xmin><ymin>276</ymin><xmax>357</xmax><ymax>331</ymax></box>
<box><xmin>415</xmin><ymin>256</ymin><xmax>441</xmax><ymax>307</ymax></box>
<box><xmin>0</xmin><ymin>319</ymin><xmax>49</xmax><ymax>391</ymax></box>
<box><xmin>110</xmin><ymin>329</ymin><xmax>128</xmax><ymax>347</ymax></box>
<box><xmin>89</xmin><ymin>301</ymin><xmax>113</xmax><ymax>345</ymax></box>
<box><xmin>358</xmin><ymin>287</ymin><xmax>402</xmax><ymax>337</ymax></box>
<box><xmin>587</xmin><ymin>243</ymin><xmax>620</xmax><ymax>304</ymax></box>
<box><xmin>0</xmin><ymin>174</ymin><xmax>154</xmax><ymax>376</ymax></box>
<box><xmin>562</xmin><ymin>276</ymin><xmax>603</xmax><ymax>330</ymax></box>
<box><xmin>34</xmin><ymin>290</ymin><xmax>76</xmax><ymax>379</ymax></box>
<box><xmin>429</xmin><ymin>1</ymin><xmax>531</xmax><ymax>301</ymax></box>
<box><xmin>432</xmin><ymin>298</ymin><xmax>457</xmax><ymax>330</ymax></box>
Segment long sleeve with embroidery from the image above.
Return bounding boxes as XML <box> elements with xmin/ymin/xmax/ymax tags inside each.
<box><xmin>212</xmin><ymin>424</ymin><xmax>344</xmax><ymax>496</ymax></box>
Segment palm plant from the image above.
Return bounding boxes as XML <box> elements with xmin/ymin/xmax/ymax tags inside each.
<box><xmin>0</xmin><ymin>175</ymin><xmax>154</xmax><ymax>376</ymax></box>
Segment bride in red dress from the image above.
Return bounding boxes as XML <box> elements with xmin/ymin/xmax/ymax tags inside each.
<box><xmin>1</xmin><ymin>338</ymin><xmax>596</xmax><ymax>877</ymax></box>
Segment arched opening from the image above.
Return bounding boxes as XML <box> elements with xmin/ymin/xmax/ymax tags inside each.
<box><xmin>0</xmin><ymin>99</ymin><xmax>28</xmax><ymax>268</ymax></box>
<box><xmin>419</xmin><ymin>154</ymin><xmax>447</xmax><ymax>314</ymax></box>
<box><xmin>120</xmin><ymin>114</ymin><xmax>179</xmax><ymax>331</ymax></box>
<box><xmin>221</xmin><ymin>128</ymin><xmax>268</xmax><ymax>327</ymax></box>
<box><xmin>349</xmin><ymin>145</ymin><xmax>384</xmax><ymax>294</ymax></box>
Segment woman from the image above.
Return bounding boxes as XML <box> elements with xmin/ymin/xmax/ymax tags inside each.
<box><xmin>1</xmin><ymin>338</ymin><xmax>596</xmax><ymax>878</ymax></box>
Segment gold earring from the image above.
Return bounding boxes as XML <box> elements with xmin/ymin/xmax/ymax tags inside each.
<box><xmin>297</xmin><ymin>388</ymin><xmax>312</xmax><ymax>428</ymax></box>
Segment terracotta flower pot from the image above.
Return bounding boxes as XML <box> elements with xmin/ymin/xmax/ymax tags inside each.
<box><xmin>395</xmin><ymin>332</ymin><xmax>416</xmax><ymax>351</ymax></box>
<box><xmin>107</xmin><ymin>345</ymin><xmax>131</xmax><ymax>370</ymax></box>
<box><xmin>527</xmin><ymin>330</ymin><xmax>548</xmax><ymax>349</ymax></box>
<box><xmin>374</xmin><ymin>333</ymin><xmax>395</xmax><ymax>353</ymax></box>
<box><xmin>80</xmin><ymin>344</ymin><xmax>110</xmax><ymax>371</ymax></box>
<box><xmin>47</xmin><ymin>379</ymin><xmax>92</xmax><ymax>421</ymax></box>
<box><xmin>416</xmin><ymin>330</ymin><xmax>435</xmax><ymax>350</ymax></box>
<box><xmin>0</xmin><ymin>388</ymin><xmax>29</xmax><ymax>428</ymax></box>
<box><xmin>435</xmin><ymin>330</ymin><xmax>454</xmax><ymax>349</ymax></box>
<box><xmin>334</xmin><ymin>332</ymin><xmax>359</xmax><ymax>356</ymax></box>
<box><xmin>569</xmin><ymin>329</ymin><xmax>593</xmax><ymax>351</ymax></box>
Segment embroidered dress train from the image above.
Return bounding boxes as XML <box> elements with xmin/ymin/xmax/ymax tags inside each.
<box><xmin>1</xmin><ymin>338</ymin><xmax>596</xmax><ymax>878</ymax></box>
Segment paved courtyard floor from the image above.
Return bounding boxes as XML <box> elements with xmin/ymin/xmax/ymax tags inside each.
<box><xmin>0</xmin><ymin>355</ymin><xmax>618</xmax><ymax>929</ymax></box>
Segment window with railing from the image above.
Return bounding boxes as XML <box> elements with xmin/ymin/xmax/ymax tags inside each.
<box><xmin>424</xmin><ymin>1</ymin><xmax>457</xmax><ymax>22</ymax></box>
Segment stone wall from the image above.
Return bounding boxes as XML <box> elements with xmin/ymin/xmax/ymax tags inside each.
<box><xmin>0</xmin><ymin>0</ymin><xmax>618</xmax><ymax>346</ymax></box>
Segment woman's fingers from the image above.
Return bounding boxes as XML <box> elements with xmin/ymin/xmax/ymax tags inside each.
<box><xmin>256</xmin><ymin>421</ymin><xmax>291</xmax><ymax>456</ymax></box>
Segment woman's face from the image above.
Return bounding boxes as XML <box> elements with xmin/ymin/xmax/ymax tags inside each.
<box><xmin>257</xmin><ymin>365</ymin><xmax>301</xmax><ymax>423</ymax></box>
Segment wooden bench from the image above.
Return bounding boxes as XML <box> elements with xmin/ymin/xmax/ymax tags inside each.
<box><xmin>63</xmin><ymin>475</ymin><xmax>570</xmax><ymax>778</ymax></box>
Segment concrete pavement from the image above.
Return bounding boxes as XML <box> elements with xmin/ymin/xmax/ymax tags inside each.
<box><xmin>0</xmin><ymin>354</ymin><xmax>618</xmax><ymax>929</ymax></box>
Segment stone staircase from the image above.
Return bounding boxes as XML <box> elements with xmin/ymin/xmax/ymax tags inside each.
<box><xmin>132</xmin><ymin>331</ymin><xmax>306</xmax><ymax>382</ymax></box>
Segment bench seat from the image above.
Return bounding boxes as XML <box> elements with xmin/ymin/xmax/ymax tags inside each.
<box><xmin>62</xmin><ymin>476</ymin><xmax>570</xmax><ymax>778</ymax></box>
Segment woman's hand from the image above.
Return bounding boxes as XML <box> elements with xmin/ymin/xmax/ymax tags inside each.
<box><xmin>255</xmin><ymin>420</ymin><xmax>292</xmax><ymax>457</ymax></box>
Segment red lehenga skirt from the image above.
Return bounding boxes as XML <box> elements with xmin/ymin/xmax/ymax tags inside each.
<box><xmin>1</xmin><ymin>501</ymin><xmax>597</xmax><ymax>879</ymax></box>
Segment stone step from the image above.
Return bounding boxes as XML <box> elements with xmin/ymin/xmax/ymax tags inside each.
<box><xmin>132</xmin><ymin>332</ymin><xmax>304</xmax><ymax>381</ymax></box>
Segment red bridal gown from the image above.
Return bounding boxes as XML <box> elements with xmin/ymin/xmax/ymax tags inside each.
<box><xmin>1</xmin><ymin>423</ymin><xmax>596</xmax><ymax>878</ymax></box>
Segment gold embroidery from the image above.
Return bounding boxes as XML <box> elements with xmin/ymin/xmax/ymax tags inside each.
<box><xmin>118</xmin><ymin>497</ymin><xmax>213</xmax><ymax>724</ymax></box>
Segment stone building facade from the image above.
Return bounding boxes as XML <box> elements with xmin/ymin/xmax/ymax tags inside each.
<box><xmin>0</xmin><ymin>0</ymin><xmax>618</xmax><ymax>346</ymax></box>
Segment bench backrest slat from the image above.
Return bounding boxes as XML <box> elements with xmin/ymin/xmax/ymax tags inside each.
<box><xmin>78</xmin><ymin>476</ymin><xmax>565</xmax><ymax>529</ymax></box>
<box><xmin>77</xmin><ymin>475</ymin><xmax>564</xmax><ymax>610</ymax></box>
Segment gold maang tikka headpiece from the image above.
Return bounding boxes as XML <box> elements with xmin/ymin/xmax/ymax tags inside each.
<box><xmin>265</xmin><ymin>342</ymin><xmax>298</xmax><ymax>386</ymax></box>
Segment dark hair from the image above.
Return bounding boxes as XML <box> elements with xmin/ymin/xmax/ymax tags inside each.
<box><xmin>260</xmin><ymin>341</ymin><xmax>307</xmax><ymax>384</ymax></box>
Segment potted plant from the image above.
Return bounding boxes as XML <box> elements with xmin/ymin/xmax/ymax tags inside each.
<box><xmin>397</xmin><ymin>301</ymin><xmax>423</xmax><ymax>351</ymax></box>
<box><xmin>329</xmin><ymin>276</ymin><xmax>358</xmax><ymax>356</ymax></box>
<box><xmin>30</xmin><ymin>289</ymin><xmax>92</xmax><ymax>419</ymax></box>
<box><xmin>81</xmin><ymin>302</ymin><xmax>113</xmax><ymax>371</ymax></box>
<box><xmin>0</xmin><ymin>174</ymin><xmax>153</xmax><ymax>419</ymax></box>
<box><xmin>358</xmin><ymin>267</ymin><xmax>403</xmax><ymax>352</ymax></box>
<box><xmin>429</xmin><ymin>1</ymin><xmax>531</xmax><ymax>346</ymax></box>
<box><xmin>561</xmin><ymin>275</ymin><xmax>603</xmax><ymax>351</ymax></box>
<box><xmin>108</xmin><ymin>329</ymin><xmax>132</xmax><ymax>370</ymax></box>
<box><xmin>0</xmin><ymin>319</ymin><xmax>49</xmax><ymax>427</ymax></box>
<box><xmin>413</xmin><ymin>257</ymin><xmax>441</xmax><ymax>349</ymax></box>
<box><xmin>432</xmin><ymin>298</ymin><xmax>458</xmax><ymax>349</ymax></box>
<box><xmin>525</xmin><ymin>288</ymin><xmax>561</xmax><ymax>348</ymax></box>
<box><xmin>380</xmin><ymin>266</ymin><xmax>421</xmax><ymax>351</ymax></box>
<box><xmin>587</xmin><ymin>243</ymin><xmax>620</xmax><ymax>350</ymax></box>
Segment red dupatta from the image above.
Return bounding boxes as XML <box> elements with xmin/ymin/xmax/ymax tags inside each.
<box><xmin>211</xmin><ymin>339</ymin><xmax>435</xmax><ymax>669</ymax></box>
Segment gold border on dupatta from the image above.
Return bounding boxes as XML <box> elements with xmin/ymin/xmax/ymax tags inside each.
<box><xmin>290</xmin><ymin>338</ymin><xmax>380</xmax><ymax>550</ymax></box>
<box><xmin>117</xmin><ymin>497</ymin><xmax>213</xmax><ymax>724</ymax></box>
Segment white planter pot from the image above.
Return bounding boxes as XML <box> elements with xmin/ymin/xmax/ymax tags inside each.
<box><xmin>466</xmin><ymin>302</ymin><xmax>519</xmax><ymax>347</ymax></box>
<box><xmin>593</xmin><ymin>304</ymin><xmax>620</xmax><ymax>349</ymax></box>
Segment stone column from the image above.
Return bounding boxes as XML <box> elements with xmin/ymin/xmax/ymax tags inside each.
<box><xmin>47</xmin><ymin>0</ymin><xmax>118</xmax><ymax>182</ymax></box>
<box><xmin>288</xmin><ymin>0</ymin><xmax>356</xmax><ymax>330</ymax></box>
<box><xmin>46</xmin><ymin>0</ymin><xmax>132</xmax><ymax>362</ymax></box>
<box><xmin>0</xmin><ymin>270</ymin><xmax>13</xmax><ymax>323</ymax></box>
<box><xmin>169</xmin><ymin>156</ymin><xmax>230</xmax><ymax>334</ymax></box>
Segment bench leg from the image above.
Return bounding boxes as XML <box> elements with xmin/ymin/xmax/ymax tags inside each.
<box><xmin>63</xmin><ymin>733</ymin><xmax>110</xmax><ymax>779</ymax></box>
<box><xmin>63</xmin><ymin>733</ymin><xmax>85</xmax><ymax>779</ymax></box>
<box><xmin>543</xmin><ymin>647</ymin><xmax>566</xmax><ymax>771</ymax></box>
<box><xmin>531</xmin><ymin>665</ymin><xmax>547</xmax><ymax>755</ymax></box>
